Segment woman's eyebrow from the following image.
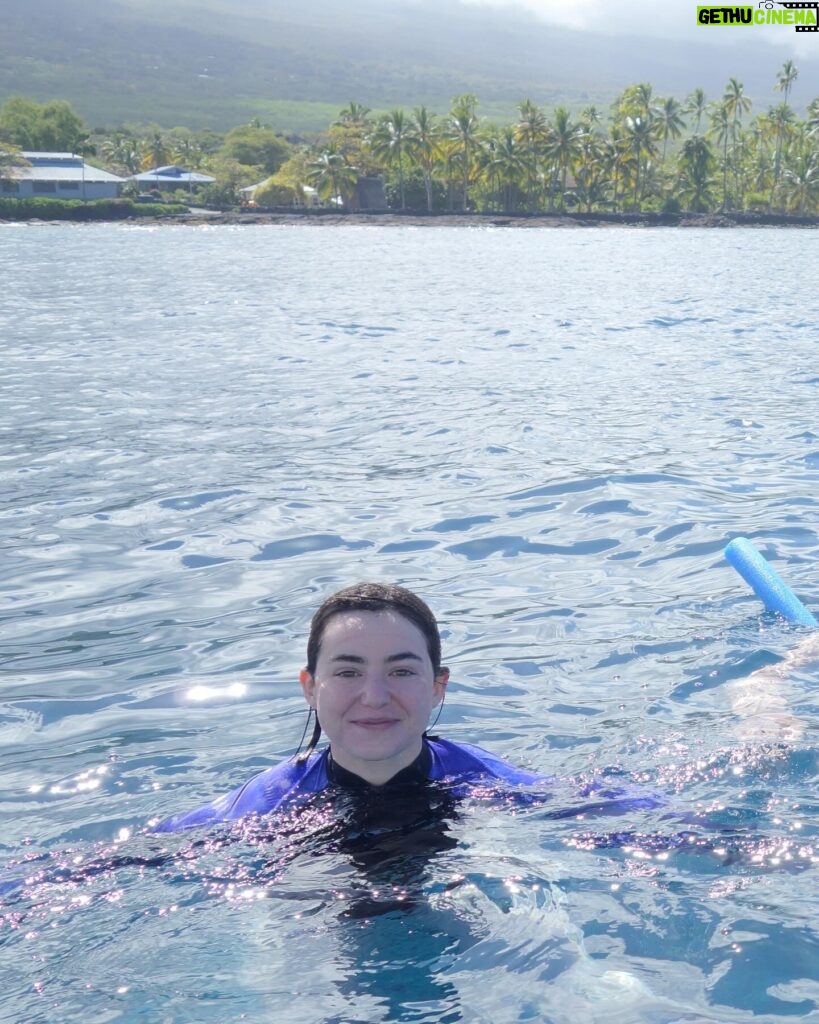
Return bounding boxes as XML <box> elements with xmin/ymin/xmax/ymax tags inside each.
<box><xmin>328</xmin><ymin>652</ymin><xmax>423</xmax><ymax>664</ymax></box>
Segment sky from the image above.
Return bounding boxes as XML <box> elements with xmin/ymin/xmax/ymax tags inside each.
<box><xmin>460</xmin><ymin>0</ymin><xmax>819</xmax><ymax>55</ymax></box>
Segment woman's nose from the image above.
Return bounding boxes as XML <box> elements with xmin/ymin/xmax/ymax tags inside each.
<box><xmin>360</xmin><ymin>673</ymin><xmax>390</xmax><ymax>706</ymax></box>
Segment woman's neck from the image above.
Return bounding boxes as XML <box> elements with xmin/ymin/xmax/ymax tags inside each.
<box><xmin>327</xmin><ymin>742</ymin><xmax>431</xmax><ymax>790</ymax></box>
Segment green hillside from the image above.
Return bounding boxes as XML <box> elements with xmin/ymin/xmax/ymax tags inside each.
<box><xmin>2</xmin><ymin>0</ymin><xmax>814</xmax><ymax>134</ymax></box>
<box><xmin>1</xmin><ymin>0</ymin><xmax>599</xmax><ymax>132</ymax></box>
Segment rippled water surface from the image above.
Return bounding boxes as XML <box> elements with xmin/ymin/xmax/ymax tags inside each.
<box><xmin>2</xmin><ymin>223</ymin><xmax>819</xmax><ymax>1022</ymax></box>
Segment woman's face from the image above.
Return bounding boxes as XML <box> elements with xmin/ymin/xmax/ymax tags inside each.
<box><xmin>299</xmin><ymin>610</ymin><xmax>448</xmax><ymax>785</ymax></box>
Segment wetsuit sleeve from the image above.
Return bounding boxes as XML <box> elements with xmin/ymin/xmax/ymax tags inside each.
<box><xmin>571</xmin><ymin>774</ymin><xmax>668</xmax><ymax>815</ymax></box>
<box><xmin>426</xmin><ymin>738</ymin><xmax>666</xmax><ymax>814</ymax></box>
<box><xmin>427</xmin><ymin>738</ymin><xmax>552</xmax><ymax>787</ymax></box>
<box><xmin>152</xmin><ymin>755</ymin><xmax>327</xmax><ymax>832</ymax></box>
<box><xmin>152</xmin><ymin>773</ymin><xmax>271</xmax><ymax>832</ymax></box>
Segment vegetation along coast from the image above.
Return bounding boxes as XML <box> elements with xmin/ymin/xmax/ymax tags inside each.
<box><xmin>2</xmin><ymin>62</ymin><xmax>818</xmax><ymax>224</ymax></box>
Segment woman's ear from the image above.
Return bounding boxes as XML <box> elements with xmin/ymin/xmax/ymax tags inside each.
<box><xmin>299</xmin><ymin>668</ymin><xmax>316</xmax><ymax>707</ymax></box>
<box><xmin>433</xmin><ymin>666</ymin><xmax>450</xmax><ymax>703</ymax></box>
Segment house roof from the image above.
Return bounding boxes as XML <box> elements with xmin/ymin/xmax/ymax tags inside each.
<box><xmin>240</xmin><ymin>182</ymin><xmax>317</xmax><ymax>196</ymax></box>
<box><xmin>131</xmin><ymin>165</ymin><xmax>215</xmax><ymax>184</ymax></box>
<box><xmin>22</xmin><ymin>152</ymin><xmax>80</xmax><ymax>162</ymax></box>
<box><xmin>12</xmin><ymin>152</ymin><xmax>126</xmax><ymax>184</ymax></box>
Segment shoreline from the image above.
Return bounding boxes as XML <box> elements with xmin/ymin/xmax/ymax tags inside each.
<box><xmin>5</xmin><ymin>209</ymin><xmax>819</xmax><ymax>229</ymax></box>
<box><xmin>204</xmin><ymin>210</ymin><xmax>819</xmax><ymax>229</ymax></box>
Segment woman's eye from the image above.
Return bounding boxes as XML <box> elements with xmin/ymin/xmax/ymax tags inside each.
<box><xmin>391</xmin><ymin>667</ymin><xmax>416</xmax><ymax>678</ymax></box>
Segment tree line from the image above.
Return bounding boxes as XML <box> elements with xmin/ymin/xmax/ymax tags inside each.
<box><xmin>2</xmin><ymin>62</ymin><xmax>818</xmax><ymax>216</ymax></box>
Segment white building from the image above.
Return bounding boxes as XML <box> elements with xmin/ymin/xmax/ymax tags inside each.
<box><xmin>1</xmin><ymin>152</ymin><xmax>126</xmax><ymax>200</ymax></box>
<box><xmin>131</xmin><ymin>165</ymin><xmax>215</xmax><ymax>191</ymax></box>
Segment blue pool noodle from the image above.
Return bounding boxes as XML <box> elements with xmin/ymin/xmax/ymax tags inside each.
<box><xmin>725</xmin><ymin>537</ymin><xmax>817</xmax><ymax>627</ymax></box>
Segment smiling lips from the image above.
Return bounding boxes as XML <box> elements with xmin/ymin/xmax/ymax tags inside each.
<box><xmin>351</xmin><ymin>716</ymin><xmax>400</xmax><ymax>729</ymax></box>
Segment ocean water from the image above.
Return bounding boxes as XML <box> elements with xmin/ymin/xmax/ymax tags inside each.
<box><xmin>1</xmin><ymin>222</ymin><xmax>818</xmax><ymax>1023</ymax></box>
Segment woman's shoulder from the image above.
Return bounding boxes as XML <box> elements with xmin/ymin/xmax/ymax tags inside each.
<box><xmin>426</xmin><ymin>737</ymin><xmax>550</xmax><ymax>786</ymax></box>
<box><xmin>425</xmin><ymin>739</ymin><xmax>665</xmax><ymax>814</ymax></box>
<box><xmin>153</xmin><ymin>750</ymin><xmax>330</xmax><ymax>832</ymax></box>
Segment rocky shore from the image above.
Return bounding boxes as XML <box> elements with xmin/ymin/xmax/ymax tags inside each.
<box><xmin>8</xmin><ymin>209</ymin><xmax>819</xmax><ymax>228</ymax></box>
<box><xmin>171</xmin><ymin>209</ymin><xmax>819</xmax><ymax>229</ymax></box>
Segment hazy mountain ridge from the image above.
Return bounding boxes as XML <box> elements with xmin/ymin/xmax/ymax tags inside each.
<box><xmin>2</xmin><ymin>0</ymin><xmax>814</xmax><ymax>132</ymax></box>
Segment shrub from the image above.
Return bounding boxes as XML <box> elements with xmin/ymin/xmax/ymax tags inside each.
<box><xmin>198</xmin><ymin>181</ymin><xmax>240</xmax><ymax>207</ymax></box>
<box><xmin>0</xmin><ymin>196</ymin><xmax>189</xmax><ymax>220</ymax></box>
<box><xmin>252</xmin><ymin>180</ymin><xmax>297</xmax><ymax>206</ymax></box>
<box><xmin>744</xmin><ymin>192</ymin><xmax>770</xmax><ymax>213</ymax></box>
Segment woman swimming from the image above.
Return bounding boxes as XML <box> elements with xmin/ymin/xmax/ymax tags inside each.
<box><xmin>155</xmin><ymin>582</ymin><xmax>658</xmax><ymax>833</ymax></box>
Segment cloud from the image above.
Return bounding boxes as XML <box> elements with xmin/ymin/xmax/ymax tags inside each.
<box><xmin>460</xmin><ymin>0</ymin><xmax>819</xmax><ymax>54</ymax></box>
<box><xmin>464</xmin><ymin>0</ymin><xmax>663</xmax><ymax>33</ymax></box>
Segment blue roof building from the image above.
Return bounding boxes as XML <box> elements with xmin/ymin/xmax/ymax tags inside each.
<box><xmin>131</xmin><ymin>165</ymin><xmax>215</xmax><ymax>190</ymax></box>
<box><xmin>1</xmin><ymin>152</ymin><xmax>126</xmax><ymax>200</ymax></box>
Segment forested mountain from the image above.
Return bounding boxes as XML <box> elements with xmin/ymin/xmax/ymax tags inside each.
<box><xmin>2</xmin><ymin>0</ymin><xmax>814</xmax><ymax>133</ymax></box>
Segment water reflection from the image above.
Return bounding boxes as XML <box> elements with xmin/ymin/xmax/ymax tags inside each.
<box><xmin>251</xmin><ymin>781</ymin><xmax>467</xmax><ymax>1020</ymax></box>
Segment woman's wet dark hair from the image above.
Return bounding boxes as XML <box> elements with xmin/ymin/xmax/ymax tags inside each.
<box><xmin>306</xmin><ymin>582</ymin><xmax>442</xmax><ymax>675</ymax></box>
<box><xmin>298</xmin><ymin>583</ymin><xmax>444</xmax><ymax>761</ymax></box>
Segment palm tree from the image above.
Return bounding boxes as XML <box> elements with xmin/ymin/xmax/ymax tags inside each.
<box><xmin>636</xmin><ymin>83</ymin><xmax>654</xmax><ymax>110</ymax></box>
<box><xmin>677</xmin><ymin>135</ymin><xmax>716</xmax><ymax>212</ymax></box>
<box><xmin>370</xmin><ymin>109</ymin><xmax>410</xmax><ymax>209</ymax></box>
<box><xmin>544</xmin><ymin>107</ymin><xmax>582</xmax><ymax>210</ymax></box>
<box><xmin>142</xmin><ymin>131</ymin><xmax>170</xmax><ymax>171</ymax></box>
<box><xmin>483</xmin><ymin>127</ymin><xmax>525</xmax><ymax>212</ymax></box>
<box><xmin>721</xmin><ymin>78</ymin><xmax>752</xmax><ymax>207</ymax></box>
<box><xmin>634</xmin><ymin>83</ymin><xmax>656</xmax><ymax>122</ymax></box>
<box><xmin>707</xmin><ymin>101</ymin><xmax>732</xmax><ymax>210</ymax></box>
<box><xmin>308</xmin><ymin>149</ymin><xmax>359</xmax><ymax>207</ymax></box>
<box><xmin>656</xmin><ymin>96</ymin><xmax>687</xmax><ymax>164</ymax></box>
<box><xmin>579</xmin><ymin>106</ymin><xmax>603</xmax><ymax>133</ymax></box>
<box><xmin>612</xmin><ymin>82</ymin><xmax>657</xmax><ymax>124</ymax></box>
<box><xmin>771</xmin><ymin>61</ymin><xmax>799</xmax><ymax>209</ymax></box>
<box><xmin>572</xmin><ymin>138</ymin><xmax>612</xmax><ymax>212</ymax></box>
<box><xmin>742</xmin><ymin>115</ymin><xmax>775</xmax><ymax>202</ymax></box>
<box><xmin>623</xmin><ymin>114</ymin><xmax>657</xmax><ymax>209</ymax></box>
<box><xmin>169</xmin><ymin>130</ymin><xmax>204</xmax><ymax>171</ymax></box>
<box><xmin>100</xmin><ymin>133</ymin><xmax>142</xmax><ymax>175</ymax></box>
<box><xmin>406</xmin><ymin>106</ymin><xmax>441</xmax><ymax>213</ymax></box>
<box><xmin>781</xmin><ymin>148</ymin><xmax>819</xmax><ymax>214</ymax></box>
<box><xmin>807</xmin><ymin>97</ymin><xmax>819</xmax><ymax>139</ymax></box>
<box><xmin>606</xmin><ymin>125</ymin><xmax>633</xmax><ymax>213</ymax></box>
<box><xmin>446</xmin><ymin>93</ymin><xmax>481</xmax><ymax>211</ymax></box>
<box><xmin>609</xmin><ymin>84</ymin><xmax>660</xmax><ymax>210</ymax></box>
<box><xmin>769</xmin><ymin>101</ymin><xmax>797</xmax><ymax>209</ymax></box>
<box><xmin>775</xmin><ymin>60</ymin><xmax>798</xmax><ymax>104</ymax></box>
<box><xmin>514</xmin><ymin>99</ymin><xmax>548</xmax><ymax>212</ymax></box>
<box><xmin>722</xmin><ymin>78</ymin><xmax>752</xmax><ymax>134</ymax></box>
<box><xmin>335</xmin><ymin>102</ymin><xmax>371</xmax><ymax>127</ymax></box>
<box><xmin>686</xmin><ymin>88</ymin><xmax>708</xmax><ymax>134</ymax></box>
<box><xmin>576</xmin><ymin>107</ymin><xmax>605</xmax><ymax>209</ymax></box>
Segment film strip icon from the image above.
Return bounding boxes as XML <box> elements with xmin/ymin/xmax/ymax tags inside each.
<box><xmin>776</xmin><ymin>1</ymin><xmax>819</xmax><ymax>30</ymax></box>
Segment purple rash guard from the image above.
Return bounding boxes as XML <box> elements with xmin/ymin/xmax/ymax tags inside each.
<box><xmin>154</xmin><ymin>737</ymin><xmax>663</xmax><ymax>833</ymax></box>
